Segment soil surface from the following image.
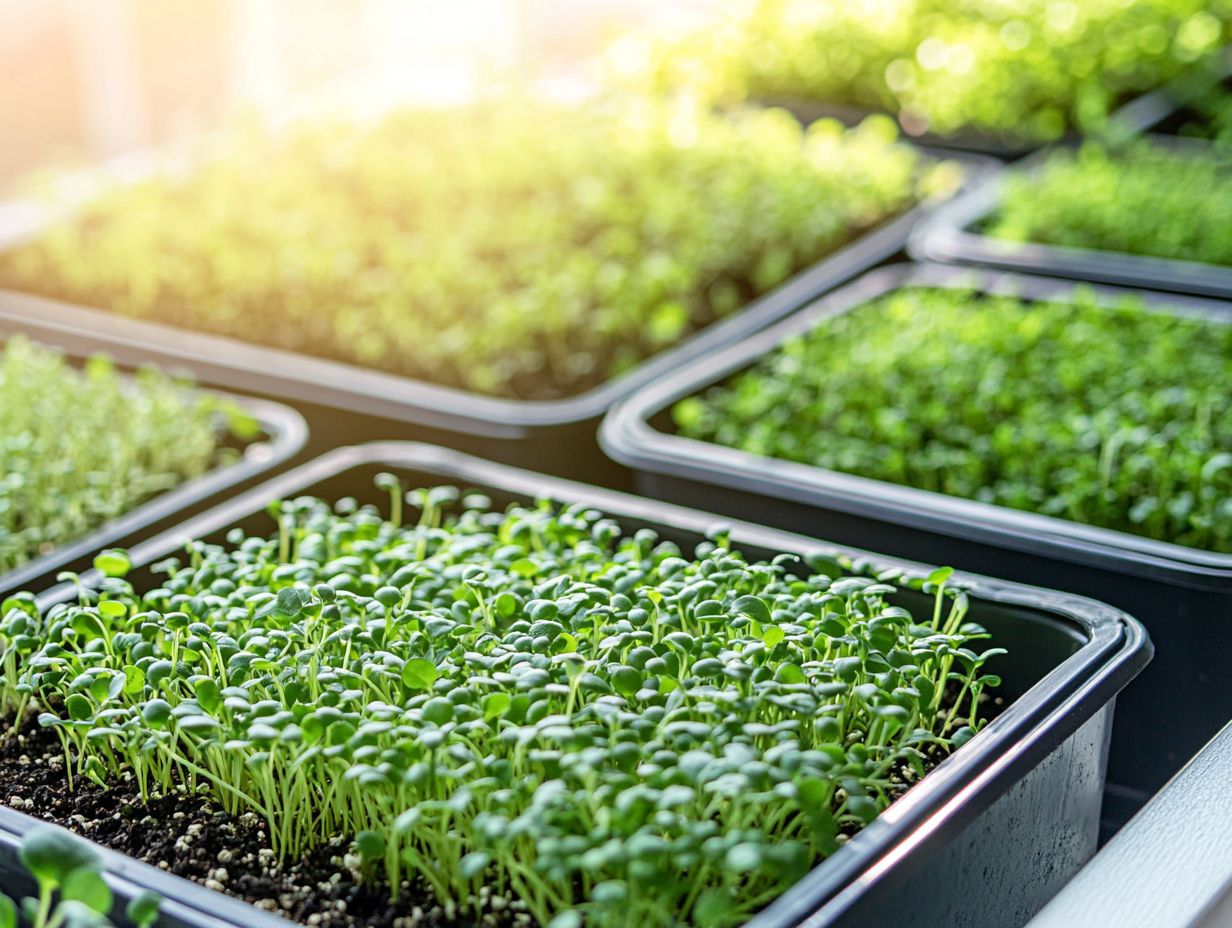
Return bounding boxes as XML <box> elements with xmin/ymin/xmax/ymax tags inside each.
<box><xmin>0</xmin><ymin>722</ymin><xmax>525</xmax><ymax>928</ymax></box>
<box><xmin>0</xmin><ymin>694</ymin><xmax>999</xmax><ymax>927</ymax></box>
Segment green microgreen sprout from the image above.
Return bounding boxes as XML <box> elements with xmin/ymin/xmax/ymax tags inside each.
<box><xmin>0</xmin><ymin>336</ymin><xmax>255</xmax><ymax>575</ymax></box>
<box><xmin>674</xmin><ymin>285</ymin><xmax>1232</xmax><ymax>552</ymax></box>
<box><xmin>0</xmin><ymin>101</ymin><xmax>956</xmax><ymax>401</ymax></box>
<box><xmin>0</xmin><ymin>477</ymin><xmax>1004</xmax><ymax>927</ymax></box>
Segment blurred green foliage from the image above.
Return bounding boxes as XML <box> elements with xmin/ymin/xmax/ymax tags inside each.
<box><xmin>635</xmin><ymin>0</ymin><xmax>1231</xmax><ymax>144</ymax></box>
<box><xmin>991</xmin><ymin>140</ymin><xmax>1232</xmax><ymax>265</ymax></box>
<box><xmin>0</xmin><ymin>103</ymin><xmax>954</xmax><ymax>400</ymax></box>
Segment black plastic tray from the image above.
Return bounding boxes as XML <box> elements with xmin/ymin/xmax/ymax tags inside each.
<box><xmin>0</xmin><ymin>373</ymin><xmax>307</xmax><ymax>597</ymax></box>
<box><xmin>601</xmin><ymin>262</ymin><xmax>1229</xmax><ymax>826</ymax></box>
<box><xmin>1025</xmin><ymin>719</ymin><xmax>1232</xmax><ymax>928</ymax></box>
<box><xmin>762</xmin><ymin>65</ymin><xmax>1189</xmax><ymax>161</ymax></box>
<box><xmin>910</xmin><ymin>135</ymin><xmax>1232</xmax><ymax>299</ymax></box>
<box><xmin>14</xmin><ymin>441</ymin><xmax>1149</xmax><ymax>928</ymax></box>
<box><xmin>0</xmin><ymin>150</ymin><xmax>992</xmax><ymax>487</ymax></box>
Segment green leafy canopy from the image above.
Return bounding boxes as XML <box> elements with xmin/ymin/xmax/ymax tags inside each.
<box><xmin>0</xmin><ymin>476</ymin><xmax>1001</xmax><ymax>928</ymax></box>
<box><xmin>675</xmin><ymin>286</ymin><xmax>1232</xmax><ymax>552</ymax></box>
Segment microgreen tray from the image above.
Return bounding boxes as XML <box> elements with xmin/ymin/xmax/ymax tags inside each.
<box><xmin>0</xmin><ymin>149</ymin><xmax>992</xmax><ymax>487</ymax></box>
<box><xmin>910</xmin><ymin>135</ymin><xmax>1232</xmax><ymax>299</ymax></box>
<box><xmin>10</xmin><ymin>441</ymin><xmax>1148</xmax><ymax>928</ymax></box>
<box><xmin>749</xmin><ymin>99</ymin><xmax>1045</xmax><ymax>159</ymax></box>
<box><xmin>601</xmin><ymin>262</ymin><xmax>1229</xmax><ymax>828</ymax></box>
<box><xmin>0</xmin><ymin>363</ymin><xmax>307</xmax><ymax>598</ymax></box>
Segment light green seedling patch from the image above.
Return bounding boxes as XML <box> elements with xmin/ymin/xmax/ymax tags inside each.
<box><xmin>0</xmin><ymin>478</ymin><xmax>1001</xmax><ymax>927</ymax></box>
<box><xmin>992</xmin><ymin>142</ymin><xmax>1232</xmax><ymax>266</ymax></box>
<box><xmin>0</xmin><ymin>102</ymin><xmax>949</xmax><ymax>400</ymax></box>
<box><xmin>0</xmin><ymin>337</ymin><xmax>253</xmax><ymax>574</ymax></box>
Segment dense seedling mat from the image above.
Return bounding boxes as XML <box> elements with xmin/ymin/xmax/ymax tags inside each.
<box><xmin>987</xmin><ymin>141</ymin><xmax>1232</xmax><ymax>266</ymax></box>
<box><xmin>0</xmin><ymin>336</ymin><xmax>255</xmax><ymax>575</ymax></box>
<box><xmin>0</xmin><ymin>104</ymin><xmax>951</xmax><ymax>402</ymax></box>
<box><xmin>674</xmin><ymin>286</ymin><xmax>1232</xmax><ymax>552</ymax></box>
<box><xmin>0</xmin><ymin>476</ymin><xmax>1003</xmax><ymax>928</ymax></box>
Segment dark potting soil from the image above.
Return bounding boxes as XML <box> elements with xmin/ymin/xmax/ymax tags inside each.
<box><xmin>0</xmin><ymin>721</ymin><xmax>526</xmax><ymax>928</ymax></box>
<box><xmin>0</xmin><ymin>692</ymin><xmax>998</xmax><ymax>928</ymax></box>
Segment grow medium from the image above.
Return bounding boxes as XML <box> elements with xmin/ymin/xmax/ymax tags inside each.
<box><xmin>0</xmin><ymin>341</ymin><xmax>307</xmax><ymax>598</ymax></box>
<box><xmin>4</xmin><ymin>442</ymin><xmax>1148</xmax><ymax>928</ymax></box>
<box><xmin>910</xmin><ymin>135</ymin><xmax>1232</xmax><ymax>299</ymax></box>
<box><xmin>0</xmin><ymin>117</ymin><xmax>989</xmax><ymax>485</ymax></box>
<box><xmin>601</xmin><ymin>262</ymin><xmax>1228</xmax><ymax>826</ymax></box>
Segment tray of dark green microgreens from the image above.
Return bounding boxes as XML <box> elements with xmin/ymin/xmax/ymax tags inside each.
<box><xmin>601</xmin><ymin>261</ymin><xmax>1228</xmax><ymax>830</ymax></box>
<box><xmin>0</xmin><ymin>442</ymin><xmax>1149</xmax><ymax>928</ymax></box>
<box><xmin>912</xmin><ymin>136</ymin><xmax>1232</xmax><ymax>298</ymax></box>
<box><xmin>0</xmin><ymin>100</ymin><xmax>973</xmax><ymax>483</ymax></box>
<box><xmin>630</xmin><ymin>0</ymin><xmax>1229</xmax><ymax>155</ymax></box>
<box><xmin>0</xmin><ymin>334</ymin><xmax>306</xmax><ymax>598</ymax></box>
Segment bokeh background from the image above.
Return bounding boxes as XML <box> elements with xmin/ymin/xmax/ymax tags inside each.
<box><xmin>0</xmin><ymin>0</ymin><xmax>730</xmax><ymax>193</ymax></box>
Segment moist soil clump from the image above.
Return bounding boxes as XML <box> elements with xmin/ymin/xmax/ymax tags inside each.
<box><xmin>0</xmin><ymin>720</ymin><xmax>525</xmax><ymax>928</ymax></box>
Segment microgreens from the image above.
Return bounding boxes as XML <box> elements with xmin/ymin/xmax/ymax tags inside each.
<box><xmin>0</xmin><ymin>336</ymin><xmax>256</xmax><ymax>575</ymax></box>
<box><xmin>990</xmin><ymin>141</ymin><xmax>1232</xmax><ymax>266</ymax></box>
<box><xmin>632</xmin><ymin>0</ymin><xmax>1228</xmax><ymax>143</ymax></box>
<box><xmin>0</xmin><ymin>477</ymin><xmax>1001</xmax><ymax>927</ymax></box>
<box><xmin>674</xmin><ymin>286</ymin><xmax>1232</xmax><ymax>552</ymax></box>
<box><xmin>0</xmin><ymin>102</ymin><xmax>953</xmax><ymax>400</ymax></box>
<box><xmin>0</xmin><ymin>823</ymin><xmax>160</xmax><ymax>928</ymax></box>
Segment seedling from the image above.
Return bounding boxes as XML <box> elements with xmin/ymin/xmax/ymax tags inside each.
<box><xmin>0</xmin><ymin>336</ymin><xmax>255</xmax><ymax>574</ymax></box>
<box><xmin>674</xmin><ymin>286</ymin><xmax>1232</xmax><ymax>552</ymax></box>
<box><xmin>1</xmin><ymin>477</ymin><xmax>1002</xmax><ymax>927</ymax></box>
<box><xmin>0</xmin><ymin>102</ymin><xmax>953</xmax><ymax>400</ymax></box>
<box><xmin>991</xmin><ymin>141</ymin><xmax>1232</xmax><ymax>266</ymax></box>
<box><xmin>0</xmin><ymin>823</ymin><xmax>160</xmax><ymax>928</ymax></box>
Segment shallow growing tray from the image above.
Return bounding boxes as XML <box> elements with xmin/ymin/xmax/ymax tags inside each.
<box><xmin>0</xmin><ymin>806</ymin><xmax>287</xmax><ymax>928</ymax></box>
<box><xmin>0</xmin><ymin>149</ymin><xmax>992</xmax><ymax>487</ymax></box>
<box><xmin>601</xmin><ymin>262</ymin><xmax>1230</xmax><ymax>827</ymax></box>
<box><xmin>0</xmin><ymin>377</ymin><xmax>307</xmax><ymax>598</ymax></box>
<box><xmin>910</xmin><ymin>135</ymin><xmax>1232</xmax><ymax>299</ymax></box>
<box><xmin>16</xmin><ymin>441</ymin><xmax>1150</xmax><ymax>928</ymax></box>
